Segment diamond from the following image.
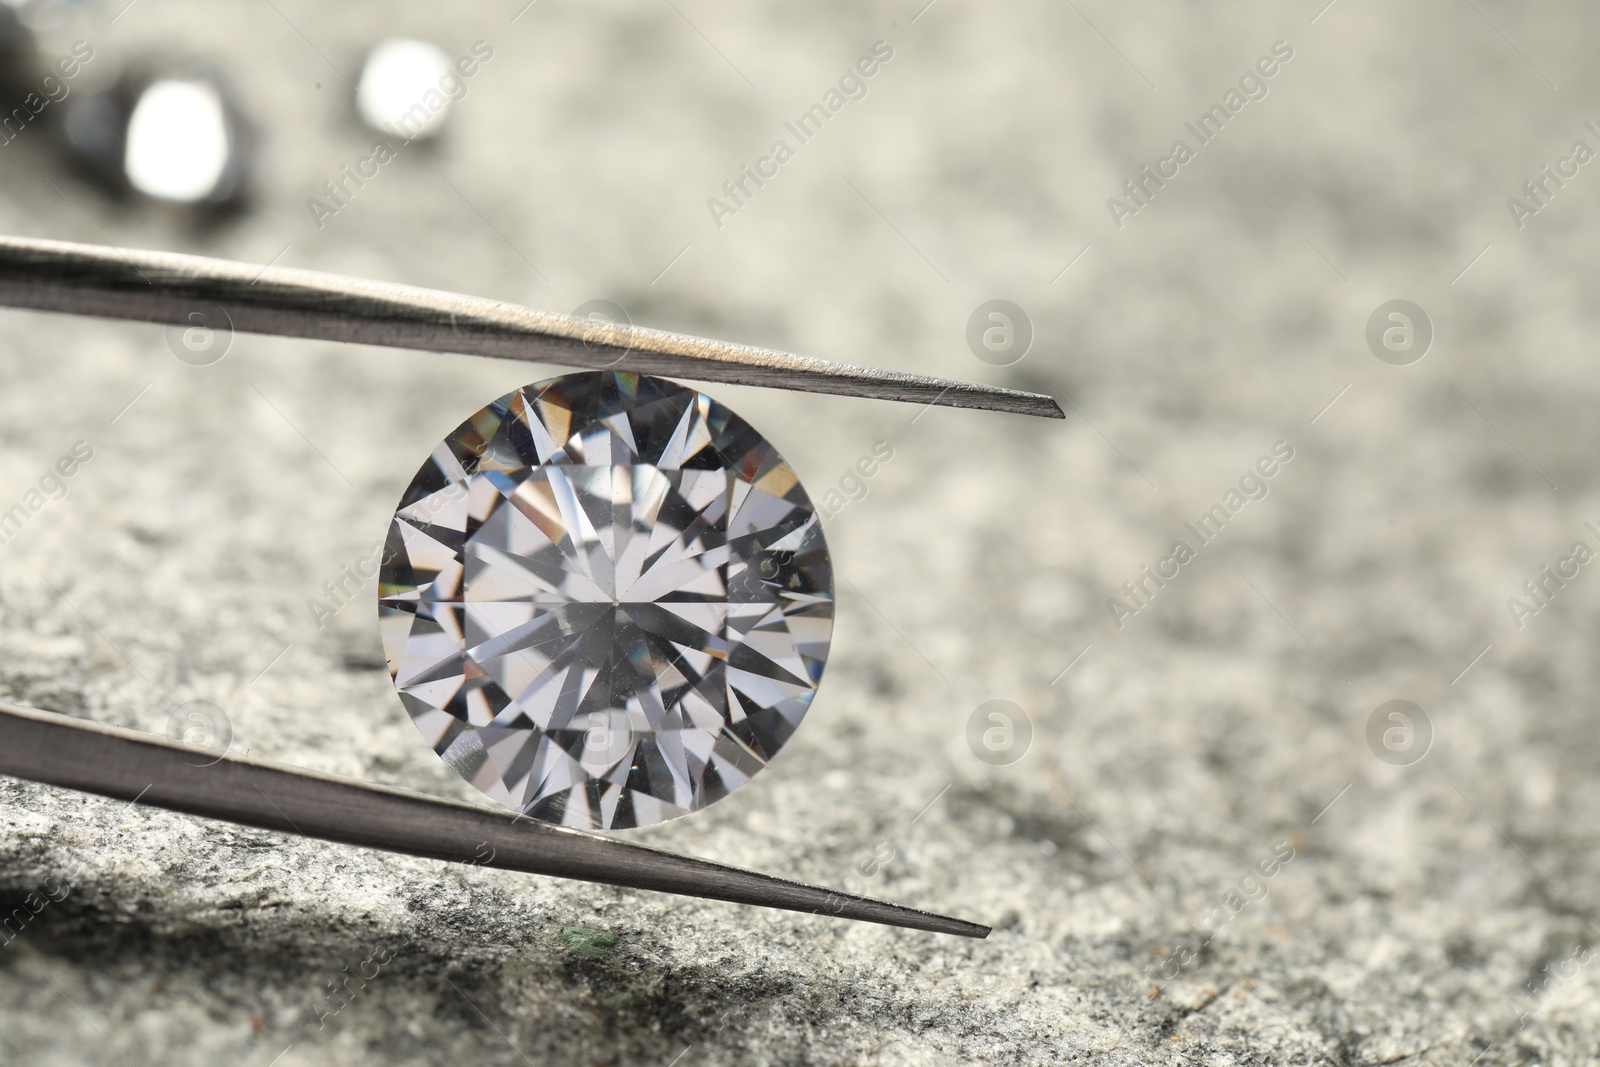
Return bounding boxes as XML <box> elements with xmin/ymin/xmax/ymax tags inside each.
<box><xmin>379</xmin><ymin>371</ymin><xmax>834</xmax><ymax>830</ymax></box>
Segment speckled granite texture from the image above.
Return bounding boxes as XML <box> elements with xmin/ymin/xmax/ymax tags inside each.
<box><xmin>3</xmin><ymin>1</ymin><xmax>1600</xmax><ymax>1063</ymax></box>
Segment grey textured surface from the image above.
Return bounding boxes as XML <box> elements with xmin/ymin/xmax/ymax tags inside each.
<box><xmin>3</xmin><ymin>0</ymin><xmax>1600</xmax><ymax>1063</ymax></box>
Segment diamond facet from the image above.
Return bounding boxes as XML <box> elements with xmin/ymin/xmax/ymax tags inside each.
<box><xmin>379</xmin><ymin>372</ymin><xmax>833</xmax><ymax>830</ymax></box>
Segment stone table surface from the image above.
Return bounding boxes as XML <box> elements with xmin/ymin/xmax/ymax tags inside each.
<box><xmin>2</xmin><ymin>0</ymin><xmax>1600</xmax><ymax>1063</ymax></box>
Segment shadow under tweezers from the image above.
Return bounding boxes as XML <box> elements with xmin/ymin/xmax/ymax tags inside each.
<box><xmin>0</xmin><ymin>702</ymin><xmax>990</xmax><ymax>938</ymax></box>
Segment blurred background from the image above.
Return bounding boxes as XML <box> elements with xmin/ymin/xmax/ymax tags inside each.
<box><xmin>2</xmin><ymin>0</ymin><xmax>1600</xmax><ymax>1063</ymax></box>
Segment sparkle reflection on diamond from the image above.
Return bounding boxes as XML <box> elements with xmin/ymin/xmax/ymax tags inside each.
<box><xmin>379</xmin><ymin>372</ymin><xmax>834</xmax><ymax>830</ymax></box>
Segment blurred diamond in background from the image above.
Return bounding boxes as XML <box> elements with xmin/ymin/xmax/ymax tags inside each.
<box><xmin>58</xmin><ymin>65</ymin><xmax>252</xmax><ymax>210</ymax></box>
<box><xmin>357</xmin><ymin>38</ymin><xmax>454</xmax><ymax>140</ymax></box>
<box><xmin>0</xmin><ymin>3</ymin><xmax>34</xmax><ymax>100</ymax></box>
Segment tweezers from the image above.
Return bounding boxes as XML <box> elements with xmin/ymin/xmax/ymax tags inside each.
<box><xmin>0</xmin><ymin>235</ymin><xmax>1063</xmax><ymax>418</ymax></box>
<box><xmin>0</xmin><ymin>703</ymin><xmax>987</xmax><ymax>937</ymax></box>
<box><xmin>0</xmin><ymin>234</ymin><xmax>1060</xmax><ymax>940</ymax></box>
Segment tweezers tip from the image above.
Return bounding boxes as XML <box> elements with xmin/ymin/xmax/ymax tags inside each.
<box><xmin>836</xmin><ymin>899</ymin><xmax>991</xmax><ymax>938</ymax></box>
<box><xmin>957</xmin><ymin>385</ymin><xmax>1063</xmax><ymax>420</ymax></box>
<box><xmin>942</xmin><ymin>918</ymin><xmax>993</xmax><ymax>939</ymax></box>
<box><xmin>989</xmin><ymin>387</ymin><xmax>1064</xmax><ymax>420</ymax></box>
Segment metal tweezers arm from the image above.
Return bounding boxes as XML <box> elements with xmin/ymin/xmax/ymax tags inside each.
<box><xmin>0</xmin><ymin>702</ymin><xmax>989</xmax><ymax>938</ymax></box>
<box><xmin>0</xmin><ymin>235</ymin><xmax>1063</xmax><ymax>419</ymax></box>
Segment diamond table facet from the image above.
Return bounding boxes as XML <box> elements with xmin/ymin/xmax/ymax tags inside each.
<box><xmin>379</xmin><ymin>372</ymin><xmax>833</xmax><ymax>830</ymax></box>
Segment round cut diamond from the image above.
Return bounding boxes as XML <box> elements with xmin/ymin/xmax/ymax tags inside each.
<box><xmin>379</xmin><ymin>371</ymin><xmax>834</xmax><ymax>830</ymax></box>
